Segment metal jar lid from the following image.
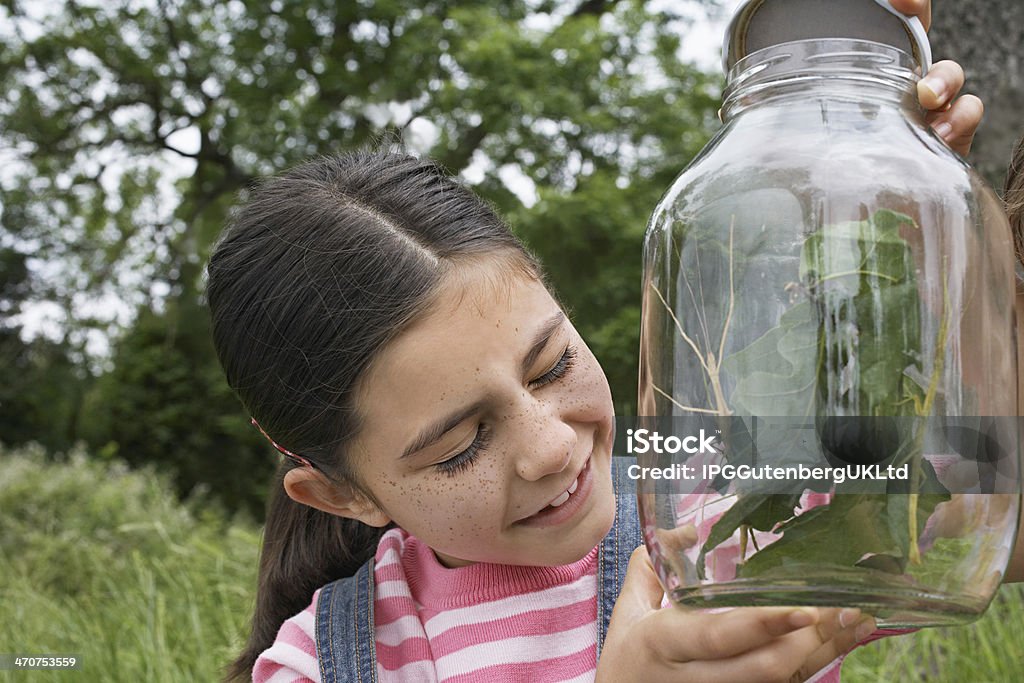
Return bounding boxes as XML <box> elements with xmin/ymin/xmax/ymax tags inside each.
<box><xmin>722</xmin><ymin>0</ymin><xmax>932</xmax><ymax>75</ymax></box>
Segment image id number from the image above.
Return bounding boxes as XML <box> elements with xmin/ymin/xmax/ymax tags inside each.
<box><xmin>0</xmin><ymin>654</ymin><xmax>80</xmax><ymax>670</ymax></box>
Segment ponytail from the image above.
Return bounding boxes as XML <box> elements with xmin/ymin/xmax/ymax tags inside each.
<box><xmin>224</xmin><ymin>465</ymin><xmax>389</xmax><ymax>682</ymax></box>
<box><xmin>207</xmin><ymin>150</ymin><xmax>544</xmax><ymax>681</ymax></box>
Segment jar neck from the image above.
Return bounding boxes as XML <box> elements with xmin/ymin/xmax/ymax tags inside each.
<box><xmin>720</xmin><ymin>39</ymin><xmax>922</xmax><ymax>121</ymax></box>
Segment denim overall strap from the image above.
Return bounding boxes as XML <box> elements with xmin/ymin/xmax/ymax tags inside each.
<box><xmin>595</xmin><ymin>456</ymin><xmax>642</xmax><ymax>659</ymax></box>
<box><xmin>315</xmin><ymin>559</ymin><xmax>378</xmax><ymax>683</ymax></box>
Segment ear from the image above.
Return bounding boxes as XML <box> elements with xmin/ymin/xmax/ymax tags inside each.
<box><xmin>283</xmin><ymin>467</ymin><xmax>392</xmax><ymax>527</ymax></box>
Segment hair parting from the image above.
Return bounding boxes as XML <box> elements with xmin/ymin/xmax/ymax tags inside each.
<box><xmin>206</xmin><ymin>149</ymin><xmax>544</xmax><ymax>681</ymax></box>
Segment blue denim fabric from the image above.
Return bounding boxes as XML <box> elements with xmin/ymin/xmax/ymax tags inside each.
<box><xmin>315</xmin><ymin>456</ymin><xmax>642</xmax><ymax>683</ymax></box>
<box><xmin>596</xmin><ymin>457</ymin><xmax>642</xmax><ymax>660</ymax></box>
<box><xmin>315</xmin><ymin>560</ymin><xmax>377</xmax><ymax>683</ymax></box>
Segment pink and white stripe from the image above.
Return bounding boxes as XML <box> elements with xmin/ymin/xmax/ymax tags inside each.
<box><xmin>251</xmin><ymin>591</ymin><xmax>321</xmax><ymax>683</ymax></box>
<box><xmin>253</xmin><ymin>528</ymin><xmax>600</xmax><ymax>682</ymax></box>
<box><xmin>252</xmin><ymin>520</ymin><xmax>889</xmax><ymax>683</ymax></box>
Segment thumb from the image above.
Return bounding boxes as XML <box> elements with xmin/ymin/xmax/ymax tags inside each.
<box><xmin>609</xmin><ymin>545</ymin><xmax>666</xmax><ymax>627</ymax></box>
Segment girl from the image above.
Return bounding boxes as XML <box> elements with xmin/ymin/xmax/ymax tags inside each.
<box><xmin>207</xmin><ymin>149</ymin><xmax>872</xmax><ymax>683</ymax></box>
<box><xmin>205</xmin><ymin>4</ymin><xmax>987</xmax><ymax>679</ymax></box>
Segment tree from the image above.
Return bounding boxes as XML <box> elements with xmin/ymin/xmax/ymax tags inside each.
<box><xmin>0</xmin><ymin>247</ymin><xmax>87</xmax><ymax>454</ymax></box>
<box><xmin>0</xmin><ymin>0</ymin><xmax>720</xmax><ymax>510</ymax></box>
<box><xmin>79</xmin><ymin>296</ymin><xmax>271</xmax><ymax>517</ymax></box>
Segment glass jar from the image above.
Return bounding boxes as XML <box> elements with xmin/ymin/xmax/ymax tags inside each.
<box><xmin>636</xmin><ymin>38</ymin><xmax>1020</xmax><ymax>627</ymax></box>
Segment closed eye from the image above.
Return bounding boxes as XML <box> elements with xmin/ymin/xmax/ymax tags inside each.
<box><xmin>529</xmin><ymin>345</ymin><xmax>577</xmax><ymax>389</ymax></box>
<box><xmin>436</xmin><ymin>424</ymin><xmax>491</xmax><ymax>477</ymax></box>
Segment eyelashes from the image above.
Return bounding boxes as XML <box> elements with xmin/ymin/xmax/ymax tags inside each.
<box><xmin>434</xmin><ymin>345</ymin><xmax>578</xmax><ymax>477</ymax></box>
<box><xmin>436</xmin><ymin>423</ymin><xmax>492</xmax><ymax>476</ymax></box>
<box><xmin>529</xmin><ymin>345</ymin><xmax>577</xmax><ymax>389</ymax></box>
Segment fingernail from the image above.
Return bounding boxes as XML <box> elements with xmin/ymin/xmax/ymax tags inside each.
<box><xmin>854</xmin><ymin>618</ymin><xmax>877</xmax><ymax>642</ymax></box>
<box><xmin>934</xmin><ymin>121</ymin><xmax>953</xmax><ymax>139</ymax></box>
<box><xmin>789</xmin><ymin>608</ymin><xmax>817</xmax><ymax>628</ymax></box>
<box><xmin>838</xmin><ymin>608</ymin><xmax>861</xmax><ymax>628</ymax></box>
<box><xmin>921</xmin><ymin>76</ymin><xmax>947</xmax><ymax>102</ymax></box>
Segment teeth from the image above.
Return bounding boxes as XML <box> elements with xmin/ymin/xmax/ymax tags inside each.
<box><xmin>548</xmin><ymin>475</ymin><xmax>581</xmax><ymax>508</ymax></box>
<box><xmin>548</xmin><ymin>490</ymin><xmax>571</xmax><ymax>507</ymax></box>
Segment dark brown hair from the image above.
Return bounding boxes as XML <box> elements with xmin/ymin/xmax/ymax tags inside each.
<box><xmin>206</xmin><ymin>150</ymin><xmax>542</xmax><ymax>681</ymax></box>
<box><xmin>1005</xmin><ymin>136</ymin><xmax>1024</xmax><ymax>267</ymax></box>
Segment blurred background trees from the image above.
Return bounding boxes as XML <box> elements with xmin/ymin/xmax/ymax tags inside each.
<box><xmin>4</xmin><ymin>4</ymin><xmax>1023</xmax><ymax>679</ymax></box>
<box><xmin>929</xmin><ymin>0</ymin><xmax>1024</xmax><ymax>190</ymax></box>
<box><xmin>0</xmin><ymin>0</ymin><xmax>720</xmax><ymax>515</ymax></box>
<box><xmin>1</xmin><ymin>0</ymin><xmax>1019</xmax><ymax>517</ymax></box>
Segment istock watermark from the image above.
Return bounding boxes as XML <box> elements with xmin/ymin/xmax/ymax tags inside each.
<box><xmin>611</xmin><ymin>415</ymin><xmax>1021</xmax><ymax>496</ymax></box>
<box><xmin>625</xmin><ymin>428</ymin><xmax>720</xmax><ymax>455</ymax></box>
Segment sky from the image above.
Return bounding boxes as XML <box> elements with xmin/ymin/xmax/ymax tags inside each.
<box><xmin>8</xmin><ymin>0</ymin><xmax>746</xmax><ymax>353</ymax></box>
<box><xmin>677</xmin><ymin>0</ymin><xmax>745</xmax><ymax>70</ymax></box>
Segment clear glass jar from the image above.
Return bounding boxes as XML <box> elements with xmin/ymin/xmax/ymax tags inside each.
<box><xmin>636</xmin><ymin>39</ymin><xmax>1020</xmax><ymax>627</ymax></box>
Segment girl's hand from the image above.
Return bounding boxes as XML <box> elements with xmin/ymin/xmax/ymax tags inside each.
<box><xmin>597</xmin><ymin>546</ymin><xmax>876</xmax><ymax>683</ymax></box>
<box><xmin>890</xmin><ymin>0</ymin><xmax>983</xmax><ymax>156</ymax></box>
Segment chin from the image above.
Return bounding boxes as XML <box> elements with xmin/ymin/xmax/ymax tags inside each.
<box><xmin>575</xmin><ymin>475</ymin><xmax>617</xmax><ymax>560</ymax></box>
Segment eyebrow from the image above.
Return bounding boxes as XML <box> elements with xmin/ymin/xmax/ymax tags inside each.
<box><xmin>521</xmin><ymin>311</ymin><xmax>565</xmax><ymax>375</ymax></box>
<box><xmin>399</xmin><ymin>311</ymin><xmax>566</xmax><ymax>460</ymax></box>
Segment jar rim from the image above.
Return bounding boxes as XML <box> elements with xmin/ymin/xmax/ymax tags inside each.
<box><xmin>720</xmin><ymin>38</ymin><xmax>921</xmax><ymax>122</ymax></box>
<box><xmin>727</xmin><ymin>38</ymin><xmax>919</xmax><ymax>86</ymax></box>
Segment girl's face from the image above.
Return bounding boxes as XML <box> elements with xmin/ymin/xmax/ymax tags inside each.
<box><xmin>347</xmin><ymin>264</ymin><xmax>617</xmax><ymax>567</ymax></box>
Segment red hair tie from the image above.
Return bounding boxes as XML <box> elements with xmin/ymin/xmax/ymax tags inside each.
<box><xmin>250</xmin><ymin>418</ymin><xmax>316</xmax><ymax>469</ymax></box>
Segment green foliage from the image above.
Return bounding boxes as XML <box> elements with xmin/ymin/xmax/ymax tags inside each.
<box><xmin>800</xmin><ymin>209</ymin><xmax>924</xmax><ymax>417</ymax></box>
<box><xmin>80</xmin><ymin>298</ymin><xmax>274</xmax><ymax>517</ymax></box>
<box><xmin>0</xmin><ymin>444</ymin><xmax>259</xmax><ymax>682</ymax></box>
<box><xmin>0</xmin><ymin>330</ymin><xmax>85</xmax><ymax>454</ymax></box>
<box><xmin>0</xmin><ymin>247</ymin><xmax>89</xmax><ymax>454</ymax></box>
<box><xmin>842</xmin><ymin>584</ymin><xmax>1024</xmax><ymax>682</ymax></box>
<box><xmin>720</xmin><ymin>302</ymin><xmax>817</xmax><ymax>417</ymax></box>
<box><xmin>699</xmin><ymin>211</ymin><xmax>949</xmax><ymax>579</ymax></box>
<box><xmin>0</xmin><ymin>1</ymin><xmax>723</xmax><ymax>505</ymax></box>
<box><xmin>735</xmin><ymin>493</ymin><xmax>946</xmax><ymax>578</ymax></box>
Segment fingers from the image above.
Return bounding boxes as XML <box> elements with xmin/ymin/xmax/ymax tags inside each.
<box><xmin>611</xmin><ymin>545</ymin><xmax>668</xmax><ymax>626</ymax></box>
<box><xmin>794</xmin><ymin>610</ymin><xmax>878</xmax><ymax>680</ymax></box>
<box><xmin>889</xmin><ymin>0</ymin><xmax>930</xmax><ymax>31</ymax></box>
<box><xmin>654</xmin><ymin>524</ymin><xmax>699</xmax><ymax>553</ymax></box>
<box><xmin>918</xmin><ymin>61</ymin><xmax>965</xmax><ymax>112</ymax></box>
<box><xmin>647</xmin><ymin>606</ymin><xmax>821</xmax><ymax>662</ymax></box>
<box><xmin>926</xmin><ymin>93</ymin><xmax>984</xmax><ymax>157</ymax></box>
<box><xmin>917</xmin><ymin>60</ymin><xmax>981</xmax><ymax>157</ymax></box>
<box><xmin>689</xmin><ymin>609</ymin><xmax>877</xmax><ymax>683</ymax></box>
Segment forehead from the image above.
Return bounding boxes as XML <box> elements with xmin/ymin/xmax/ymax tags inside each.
<box><xmin>354</xmin><ymin>266</ymin><xmax>561</xmax><ymax>421</ymax></box>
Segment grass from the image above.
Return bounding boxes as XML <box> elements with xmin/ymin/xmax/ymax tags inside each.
<box><xmin>0</xmin><ymin>444</ymin><xmax>1022</xmax><ymax>681</ymax></box>
<box><xmin>842</xmin><ymin>584</ymin><xmax>1024</xmax><ymax>681</ymax></box>
<box><xmin>0</xmin><ymin>444</ymin><xmax>259</xmax><ymax>682</ymax></box>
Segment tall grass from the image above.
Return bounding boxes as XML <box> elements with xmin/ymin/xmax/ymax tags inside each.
<box><xmin>842</xmin><ymin>584</ymin><xmax>1024</xmax><ymax>681</ymax></box>
<box><xmin>0</xmin><ymin>445</ymin><xmax>259</xmax><ymax>682</ymax></box>
<box><xmin>1</xmin><ymin>444</ymin><xmax>1022</xmax><ymax>681</ymax></box>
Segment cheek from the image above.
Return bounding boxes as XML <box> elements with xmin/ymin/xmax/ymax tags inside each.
<box><xmin>563</xmin><ymin>348</ymin><xmax>614</xmax><ymax>416</ymax></box>
<box><xmin>378</xmin><ymin>461</ymin><xmax>510</xmax><ymax>536</ymax></box>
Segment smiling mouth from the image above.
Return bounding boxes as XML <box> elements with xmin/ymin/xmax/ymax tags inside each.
<box><xmin>516</xmin><ymin>456</ymin><xmax>592</xmax><ymax>524</ymax></box>
<box><xmin>546</xmin><ymin>472</ymin><xmax>580</xmax><ymax>508</ymax></box>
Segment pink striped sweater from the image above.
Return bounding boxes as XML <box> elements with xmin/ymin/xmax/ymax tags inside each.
<box><xmin>252</xmin><ymin>528</ymin><xmax>876</xmax><ymax>682</ymax></box>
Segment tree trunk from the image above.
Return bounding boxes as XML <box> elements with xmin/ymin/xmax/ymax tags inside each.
<box><xmin>929</xmin><ymin>0</ymin><xmax>1024</xmax><ymax>192</ymax></box>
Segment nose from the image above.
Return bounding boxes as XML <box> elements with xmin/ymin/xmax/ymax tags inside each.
<box><xmin>513</xmin><ymin>400</ymin><xmax>577</xmax><ymax>481</ymax></box>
